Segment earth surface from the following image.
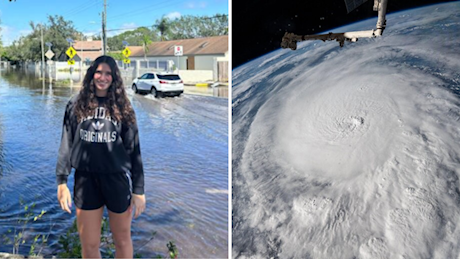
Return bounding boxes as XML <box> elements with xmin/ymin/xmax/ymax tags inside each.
<box><xmin>232</xmin><ymin>2</ymin><xmax>460</xmax><ymax>258</ymax></box>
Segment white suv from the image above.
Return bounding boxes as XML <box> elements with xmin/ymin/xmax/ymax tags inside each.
<box><xmin>132</xmin><ymin>73</ymin><xmax>184</xmax><ymax>97</ymax></box>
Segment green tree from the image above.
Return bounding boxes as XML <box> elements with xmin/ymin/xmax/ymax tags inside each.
<box><xmin>5</xmin><ymin>38</ymin><xmax>27</xmax><ymax>62</ymax></box>
<box><xmin>0</xmin><ymin>17</ymin><xmax>3</xmax><ymax>46</ymax></box>
<box><xmin>160</xmin><ymin>14</ymin><xmax>228</xmax><ymax>40</ymax></box>
<box><xmin>142</xmin><ymin>33</ymin><xmax>153</xmax><ymax>66</ymax></box>
<box><xmin>4</xmin><ymin>15</ymin><xmax>82</xmax><ymax>62</ymax></box>
<box><xmin>83</xmin><ymin>34</ymin><xmax>101</xmax><ymax>41</ymax></box>
<box><xmin>107</xmin><ymin>27</ymin><xmax>158</xmax><ymax>51</ymax></box>
<box><xmin>107</xmin><ymin>51</ymin><xmax>124</xmax><ymax>61</ymax></box>
<box><xmin>2</xmin><ymin>13</ymin><xmax>228</xmax><ymax>63</ymax></box>
<box><xmin>44</xmin><ymin>15</ymin><xmax>83</xmax><ymax>61</ymax></box>
<box><xmin>0</xmin><ymin>17</ymin><xmax>4</xmax><ymax>60</ymax></box>
<box><xmin>155</xmin><ymin>17</ymin><xmax>171</xmax><ymax>41</ymax></box>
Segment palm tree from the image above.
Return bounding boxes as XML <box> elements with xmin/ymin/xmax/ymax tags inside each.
<box><xmin>142</xmin><ymin>34</ymin><xmax>153</xmax><ymax>68</ymax></box>
<box><xmin>155</xmin><ymin>17</ymin><xmax>170</xmax><ymax>41</ymax></box>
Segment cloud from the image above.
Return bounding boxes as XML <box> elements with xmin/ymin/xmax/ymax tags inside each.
<box><xmin>0</xmin><ymin>25</ymin><xmax>32</xmax><ymax>46</ymax></box>
<box><xmin>107</xmin><ymin>22</ymin><xmax>137</xmax><ymax>37</ymax></box>
<box><xmin>186</xmin><ymin>1</ymin><xmax>207</xmax><ymax>9</ymax></box>
<box><xmin>165</xmin><ymin>12</ymin><xmax>181</xmax><ymax>20</ymax></box>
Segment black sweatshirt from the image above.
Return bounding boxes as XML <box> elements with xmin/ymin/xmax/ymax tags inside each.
<box><xmin>56</xmin><ymin>95</ymin><xmax>144</xmax><ymax>194</ymax></box>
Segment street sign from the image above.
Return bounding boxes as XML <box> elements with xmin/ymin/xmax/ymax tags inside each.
<box><xmin>45</xmin><ymin>42</ymin><xmax>53</xmax><ymax>47</ymax></box>
<box><xmin>45</xmin><ymin>50</ymin><xmax>54</xmax><ymax>60</ymax></box>
<box><xmin>67</xmin><ymin>59</ymin><xmax>75</xmax><ymax>65</ymax></box>
<box><xmin>66</xmin><ymin>38</ymin><xmax>74</xmax><ymax>43</ymax></box>
<box><xmin>122</xmin><ymin>47</ymin><xmax>131</xmax><ymax>57</ymax></box>
<box><xmin>122</xmin><ymin>41</ymin><xmax>129</xmax><ymax>46</ymax></box>
<box><xmin>123</xmin><ymin>58</ymin><xmax>131</xmax><ymax>64</ymax></box>
<box><xmin>174</xmin><ymin>45</ymin><xmax>183</xmax><ymax>56</ymax></box>
<box><xmin>66</xmin><ymin>46</ymin><xmax>77</xmax><ymax>59</ymax></box>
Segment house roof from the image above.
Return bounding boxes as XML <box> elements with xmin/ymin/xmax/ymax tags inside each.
<box><xmin>76</xmin><ymin>50</ymin><xmax>103</xmax><ymax>61</ymax></box>
<box><xmin>73</xmin><ymin>40</ymin><xmax>102</xmax><ymax>51</ymax></box>
<box><xmin>130</xmin><ymin>35</ymin><xmax>228</xmax><ymax>57</ymax></box>
<box><xmin>128</xmin><ymin>46</ymin><xmax>144</xmax><ymax>54</ymax></box>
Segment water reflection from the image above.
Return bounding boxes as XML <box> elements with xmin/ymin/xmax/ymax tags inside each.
<box><xmin>214</xmin><ymin>86</ymin><xmax>229</xmax><ymax>98</ymax></box>
<box><xmin>0</xmin><ymin>117</ymin><xmax>5</xmax><ymax>178</ymax></box>
<box><xmin>184</xmin><ymin>85</ymin><xmax>229</xmax><ymax>98</ymax></box>
<box><xmin>1</xmin><ymin>68</ymin><xmax>80</xmax><ymax>98</ymax></box>
<box><xmin>3</xmin><ymin>68</ymin><xmax>229</xmax><ymax>98</ymax></box>
<box><xmin>0</xmin><ymin>82</ymin><xmax>14</xmax><ymax>179</ymax></box>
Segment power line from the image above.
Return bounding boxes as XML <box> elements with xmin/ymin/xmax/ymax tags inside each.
<box><xmin>64</xmin><ymin>1</ymin><xmax>101</xmax><ymax>19</ymax></box>
<box><xmin>59</xmin><ymin>0</ymin><xmax>98</xmax><ymax>17</ymax></box>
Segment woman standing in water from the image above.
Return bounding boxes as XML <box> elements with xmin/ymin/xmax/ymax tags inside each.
<box><xmin>56</xmin><ymin>55</ymin><xmax>145</xmax><ymax>258</ymax></box>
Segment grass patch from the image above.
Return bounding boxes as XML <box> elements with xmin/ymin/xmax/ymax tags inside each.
<box><xmin>2</xmin><ymin>198</ymin><xmax>179</xmax><ymax>258</ymax></box>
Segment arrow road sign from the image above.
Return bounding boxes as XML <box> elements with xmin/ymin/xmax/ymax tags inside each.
<box><xmin>123</xmin><ymin>58</ymin><xmax>131</xmax><ymax>64</ymax></box>
<box><xmin>67</xmin><ymin>59</ymin><xmax>75</xmax><ymax>65</ymax></box>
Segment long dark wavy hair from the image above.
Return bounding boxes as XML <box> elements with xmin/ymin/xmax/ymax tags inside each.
<box><xmin>74</xmin><ymin>55</ymin><xmax>136</xmax><ymax>125</ymax></box>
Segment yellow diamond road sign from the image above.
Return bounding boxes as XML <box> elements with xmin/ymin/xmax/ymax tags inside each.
<box><xmin>66</xmin><ymin>46</ymin><xmax>77</xmax><ymax>59</ymax></box>
<box><xmin>123</xmin><ymin>58</ymin><xmax>131</xmax><ymax>64</ymax></box>
<box><xmin>67</xmin><ymin>59</ymin><xmax>75</xmax><ymax>65</ymax></box>
<box><xmin>122</xmin><ymin>47</ymin><xmax>131</xmax><ymax>57</ymax></box>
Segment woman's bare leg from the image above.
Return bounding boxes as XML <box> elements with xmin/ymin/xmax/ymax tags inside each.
<box><xmin>76</xmin><ymin>207</ymin><xmax>104</xmax><ymax>258</ymax></box>
<box><xmin>108</xmin><ymin>206</ymin><xmax>133</xmax><ymax>258</ymax></box>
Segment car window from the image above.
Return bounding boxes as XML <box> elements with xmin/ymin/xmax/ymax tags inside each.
<box><xmin>146</xmin><ymin>74</ymin><xmax>155</xmax><ymax>79</ymax></box>
<box><xmin>157</xmin><ymin>74</ymin><xmax>181</xmax><ymax>80</ymax></box>
<box><xmin>140</xmin><ymin>74</ymin><xmax>148</xmax><ymax>79</ymax></box>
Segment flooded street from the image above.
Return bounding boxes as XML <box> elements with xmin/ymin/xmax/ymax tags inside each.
<box><xmin>0</xmin><ymin>69</ymin><xmax>228</xmax><ymax>258</ymax></box>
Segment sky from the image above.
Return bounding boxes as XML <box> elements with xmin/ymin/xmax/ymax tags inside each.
<box><xmin>232</xmin><ymin>0</ymin><xmax>458</xmax><ymax>68</ymax></box>
<box><xmin>0</xmin><ymin>0</ymin><xmax>228</xmax><ymax>46</ymax></box>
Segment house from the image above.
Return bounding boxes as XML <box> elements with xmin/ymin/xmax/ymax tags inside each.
<box><xmin>129</xmin><ymin>35</ymin><xmax>228</xmax><ymax>71</ymax></box>
<box><xmin>53</xmin><ymin>36</ymin><xmax>229</xmax><ymax>82</ymax></box>
<box><xmin>58</xmin><ymin>40</ymin><xmax>103</xmax><ymax>64</ymax></box>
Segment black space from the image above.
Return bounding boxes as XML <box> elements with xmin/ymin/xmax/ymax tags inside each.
<box><xmin>232</xmin><ymin>0</ymin><xmax>457</xmax><ymax>68</ymax></box>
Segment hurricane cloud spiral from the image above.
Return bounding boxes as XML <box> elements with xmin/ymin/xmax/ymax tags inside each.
<box><xmin>232</xmin><ymin>2</ymin><xmax>460</xmax><ymax>258</ymax></box>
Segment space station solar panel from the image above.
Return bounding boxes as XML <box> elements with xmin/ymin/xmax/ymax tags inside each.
<box><xmin>344</xmin><ymin>0</ymin><xmax>369</xmax><ymax>13</ymax></box>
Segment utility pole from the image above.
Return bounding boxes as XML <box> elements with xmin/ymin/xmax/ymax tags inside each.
<box><xmin>102</xmin><ymin>0</ymin><xmax>107</xmax><ymax>55</ymax></box>
<box><xmin>40</xmin><ymin>24</ymin><xmax>45</xmax><ymax>78</ymax></box>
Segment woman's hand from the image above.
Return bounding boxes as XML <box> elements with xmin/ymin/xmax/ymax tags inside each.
<box><xmin>57</xmin><ymin>184</ymin><xmax>72</xmax><ymax>214</ymax></box>
<box><xmin>131</xmin><ymin>194</ymin><xmax>146</xmax><ymax>219</ymax></box>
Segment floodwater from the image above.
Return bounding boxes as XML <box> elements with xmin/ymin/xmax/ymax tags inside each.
<box><xmin>0</xmin><ymin>69</ymin><xmax>229</xmax><ymax>258</ymax></box>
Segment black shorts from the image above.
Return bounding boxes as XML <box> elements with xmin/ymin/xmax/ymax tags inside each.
<box><xmin>74</xmin><ymin>170</ymin><xmax>132</xmax><ymax>213</ymax></box>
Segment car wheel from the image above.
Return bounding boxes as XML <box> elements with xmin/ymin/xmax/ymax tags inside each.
<box><xmin>151</xmin><ymin>87</ymin><xmax>159</xmax><ymax>98</ymax></box>
<box><xmin>132</xmin><ymin>84</ymin><xmax>138</xmax><ymax>94</ymax></box>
